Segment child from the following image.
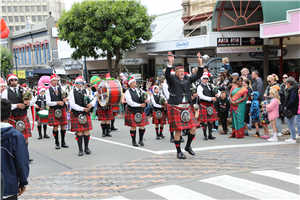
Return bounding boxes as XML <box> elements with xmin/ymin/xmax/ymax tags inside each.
<box><xmin>216</xmin><ymin>90</ymin><xmax>230</xmax><ymax>134</ymax></box>
<box><xmin>270</xmin><ymin>85</ymin><xmax>283</xmax><ymax>136</ymax></box>
<box><xmin>250</xmin><ymin>91</ymin><xmax>260</xmax><ymax>137</ymax></box>
<box><xmin>243</xmin><ymin>78</ymin><xmax>252</xmax><ymax>136</ymax></box>
<box><xmin>267</xmin><ymin>88</ymin><xmax>280</xmax><ymax>142</ymax></box>
<box><xmin>260</xmin><ymin>100</ymin><xmax>270</xmax><ymax>139</ymax></box>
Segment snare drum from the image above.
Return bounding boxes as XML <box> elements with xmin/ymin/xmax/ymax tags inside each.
<box><xmin>98</xmin><ymin>80</ymin><xmax>123</xmax><ymax>107</ymax></box>
<box><xmin>112</xmin><ymin>105</ymin><xmax>119</xmax><ymax>113</ymax></box>
<box><xmin>37</xmin><ymin>110</ymin><xmax>49</xmax><ymax>125</ymax></box>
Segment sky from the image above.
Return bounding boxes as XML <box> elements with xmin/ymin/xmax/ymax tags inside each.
<box><xmin>65</xmin><ymin>0</ymin><xmax>183</xmax><ymax>15</ymax></box>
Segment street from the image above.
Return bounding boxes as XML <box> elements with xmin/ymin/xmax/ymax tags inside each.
<box><xmin>20</xmin><ymin>115</ymin><xmax>299</xmax><ymax>199</ymax></box>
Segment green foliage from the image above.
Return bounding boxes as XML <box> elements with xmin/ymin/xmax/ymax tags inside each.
<box><xmin>1</xmin><ymin>46</ymin><xmax>14</xmax><ymax>78</ymax></box>
<box><xmin>57</xmin><ymin>0</ymin><xmax>155</xmax><ymax>77</ymax></box>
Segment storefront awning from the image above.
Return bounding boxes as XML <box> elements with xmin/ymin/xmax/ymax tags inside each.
<box><xmin>33</xmin><ymin>68</ymin><xmax>53</xmax><ymax>74</ymax></box>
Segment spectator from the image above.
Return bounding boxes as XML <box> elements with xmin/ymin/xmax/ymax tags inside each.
<box><xmin>266</xmin><ymin>88</ymin><xmax>280</xmax><ymax>142</ymax></box>
<box><xmin>264</xmin><ymin>74</ymin><xmax>280</xmax><ymax>98</ymax></box>
<box><xmin>243</xmin><ymin>78</ymin><xmax>252</xmax><ymax>136</ymax></box>
<box><xmin>280</xmin><ymin>74</ymin><xmax>288</xmax><ymax>97</ymax></box>
<box><xmin>241</xmin><ymin>68</ymin><xmax>252</xmax><ymax>82</ymax></box>
<box><xmin>284</xmin><ymin>77</ymin><xmax>299</xmax><ymax>143</ymax></box>
<box><xmin>1</xmin><ymin>98</ymin><xmax>29</xmax><ymax>200</ymax></box>
<box><xmin>192</xmin><ymin>67</ymin><xmax>197</xmax><ymax>75</ymax></box>
<box><xmin>250</xmin><ymin>92</ymin><xmax>261</xmax><ymax>137</ymax></box>
<box><xmin>251</xmin><ymin>70</ymin><xmax>264</xmax><ymax>102</ymax></box>
<box><xmin>270</xmin><ymin>85</ymin><xmax>284</xmax><ymax>137</ymax></box>
<box><xmin>216</xmin><ymin>90</ymin><xmax>230</xmax><ymax>134</ymax></box>
<box><xmin>222</xmin><ymin>57</ymin><xmax>232</xmax><ymax>74</ymax></box>
<box><xmin>219</xmin><ymin>70</ymin><xmax>233</xmax><ymax>94</ymax></box>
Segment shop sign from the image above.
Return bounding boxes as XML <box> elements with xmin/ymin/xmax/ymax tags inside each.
<box><xmin>176</xmin><ymin>40</ymin><xmax>189</xmax><ymax>48</ymax></box>
<box><xmin>242</xmin><ymin>37</ymin><xmax>263</xmax><ymax>46</ymax></box>
<box><xmin>145</xmin><ymin>44</ymin><xmax>156</xmax><ymax>51</ymax></box>
<box><xmin>64</xmin><ymin>64</ymin><xmax>82</xmax><ymax>71</ymax></box>
<box><xmin>217</xmin><ymin>46</ymin><xmax>262</xmax><ymax>53</ymax></box>
<box><xmin>13</xmin><ymin>70</ymin><xmax>26</xmax><ymax>79</ymax></box>
<box><xmin>124</xmin><ymin>59</ymin><xmax>141</xmax><ymax>64</ymax></box>
<box><xmin>176</xmin><ymin>49</ymin><xmax>215</xmax><ymax>57</ymax></box>
<box><xmin>217</xmin><ymin>38</ymin><xmax>240</xmax><ymax>46</ymax></box>
<box><xmin>68</xmin><ymin>74</ymin><xmax>78</xmax><ymax>79</ymax></box>
<box><xmin>89</xmin><ymin>69</ymin><xmax>114</xmax><ymax>74</ymax></box>
<box><xmin>249</xmin><ymin>48</ymin><xmax>287</xmax><ymax>59</ymax></box>
<box><xmin>26</xmin><ymin>71</ymin><xmax>34</xmax><ymax>77</ymax></box>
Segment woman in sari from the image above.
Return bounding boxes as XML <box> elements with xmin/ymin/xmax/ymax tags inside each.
<box><xmin>228</xmin><ymin>77</ymin><xmax>248</xmax><ymax>138</ymax></box>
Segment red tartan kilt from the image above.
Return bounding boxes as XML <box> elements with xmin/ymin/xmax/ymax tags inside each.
<box><xmin>48</xmin><ymin>107</ymin><xmax>68</xmax><ymax>126</ymax></box>
<box><xmin>9</xmin><ymin>115</ymin><xmax>32</xmax><ymax>138</ymax></box>
<box><xmin>198</xmin><ymin>102</ymin><xmax>218</xmax><ymax>122</ymax></box>
<box><xmin>167</xmin><ymin>104</ymin><xmax>171</xmax><ymax>124</ymax></box>
<box><xmin>35</xmin><ymin>114</ymin><xmax>40</xmax><ymax>122</ymax></box>
<box><xmin>113</xmin><ymin>112</ymin><xmax>117</xmax><ymax>116</ymax></box>
<box><xmin>152</xmin><ymin>110</ymin><xmax>167</xmax><ymax>125</ymax></box>
<box><xmin>124</xmin><ymin>109</ymin><xmax>149</xmax><ymax>127</ymax></box>
<box><xmin>70</xmin><ymin>113</ymin><xmax>92</xmax><ymax>132</ymax></box>
<box><xmin>168</xmin><ymin>106</ymin><xmax>200</xmax><ymax>132</ymax></box>
<box><xmin>97</xmin><ymin>108</ymin><xmax>114</xmax><ymax>121</ymax></box>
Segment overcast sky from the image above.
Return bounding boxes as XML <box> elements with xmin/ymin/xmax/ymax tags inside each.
<box><xmin>65</xmin><ymin>0</ymin><xmax>183</xmax><ymax>15</ymax></box>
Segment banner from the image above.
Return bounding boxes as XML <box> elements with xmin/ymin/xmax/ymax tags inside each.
<box><xmin>13</xmin><ymin>70</ymin><xmax>26</xmax><ymax>79</ymax></box>
<box><xmin>217</xmin><ymin>46</ymin><xmax>263</xmax><ymax>54</ymax></box>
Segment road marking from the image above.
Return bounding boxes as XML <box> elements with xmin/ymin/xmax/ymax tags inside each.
<box><xmin>252</xmin><ymin>170</ymin><xmax>300</xmax><ymax>185</ymax></box>
<box><xmin>148</xmin><ymin>185</ymin><xmax>216</xmax><ymax>200</ymax></box>
<box><xmin>296</xmin><ymin>167</ymin><xmax>300</xmax><ymax>169</ymax></box>
<box><xmin>102</xmin><ymin>196</ymin><xmax>129</xmax><ymax>200</ymax></box>
<box><xmin>200</xmin><ymin>175</ymin><xmax>299</xmax><ymax>199</ymax></box>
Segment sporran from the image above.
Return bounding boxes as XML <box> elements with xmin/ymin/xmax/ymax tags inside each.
<box><xmin>16</xmin><ymin>120</ymin><xmax>26</xmax><ymax>132</ymax></box>
<box><xmin>54</xmin><ymin>109</ymin><xmax>63</xmax><ymax>119</ymax></box>
<box><xmin>78</xmin><ymin>114</ymin><xmax>87</xmax><ymax>125</ymax></box>
<box><xmin>134</xmin><ymin>112</ymin><xmax>142</xmax><ymax>123</ymax></box>
<box><xmin>200</xmin><ymin>104</ymin><xmax>214</xmax><ymax>116</ymax></box>
<box><xmin>156</xmin><ymin>110</ymin><xmax>163</xmax><ymax>120</ymax></box>
<box><xmin>181</xmin><ymin>110</ymin><xmax>191</xmax><ymax>122</ymax></box>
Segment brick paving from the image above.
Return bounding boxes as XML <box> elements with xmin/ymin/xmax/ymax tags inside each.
<box><xmin>20</xmin><ymin>144</ymin><xmax>299</xmax><ymax>199</ymax></box>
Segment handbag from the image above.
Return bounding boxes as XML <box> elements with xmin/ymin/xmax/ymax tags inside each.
<box><xmin>283</xmin><ymin>108</ymin><xmax>293</xmax><ymax>119</ymax></box>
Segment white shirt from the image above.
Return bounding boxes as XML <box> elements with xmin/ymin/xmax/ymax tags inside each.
<box><xmin>33</xmin><ymin>94</ymin><xmax>46</xmax><ymax>107</ymax></box>
<box><xmin>69</xmin><ymin>87</ymin><xmax>96</xmax><ymax>112</ymax></box>
<box><xmin>197</xmin><ymin>83</ymin><xmax>221</xmax><ymax>102</ymax></box>
<box><xmin>46</xmin><ymin>86</ymin><xmax>60</xmax><ymax>107</ymax></box>
<box><xmin>162</xmin><ymin>81</ymin><xmax>170</xmax><ymax>100</ymax></box>
<box><xmin>124</xmin><ymin>87</ymin><xmax>150</xmax><ymax>107</ymax></box>
<box><xmin>150</xmin><ymin>93</ymin><xmax>162</xmax><ymax>108</ymax></box>
<box><xmin>2</xmin><ymin>86</ymin><xmax>35</xmax><ymax>110</ymax></box>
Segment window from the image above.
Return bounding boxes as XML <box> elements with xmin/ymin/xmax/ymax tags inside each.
<box><xmin>15</xmin><ymin>26</ymin><xmax>20</xmax><ymax>31</ymax></box>
<box><xmin>43</xmin><ymin>15</ymin><xmax>47</xmax><ymax>21</ymax></box>
<box><xmin>36</xmin><ymin>5</ymin><xmax>41</xmax><ymax>12</ymax></box>
<box><xmin>20</xmin><ymin>16</ymin><xmax>25</xmax><ymax>22</ymax></box>
<box><xmin>7</xmin><ymin>6</ymin><xmax>12</xmax><ymax>12</ymax></box>
<box><xmin>13</xmin><ymin>0</ymin><xmax>18</xmax><ymax>2</ymax></box>
<box><xmin>13</xmin><ymin>6</ymin><xmax>18</xmax><ymax>12</ymax></box>
<box><xmin>32</xmin><ymin>15</ymin><xmax>36</xmax><ymax>22</ymax></box>
<box><xmin>2</xmin><ymin>0</ymin><xmax>6</xmax><ymax>3</ymax></box>
<box><xmin>9</xmin><ymin>26</ymin><xmax>14</xmax><ymax>31</ymax></box>
<box><xmin>2</xmin><ymin>6</ymin><xmax>6</xmax><ymax>12</ymax></box>
<box><xmin>3</xmin><ymin>16</ymin><xmax>7</xmax><ymax>21</ymax></box>
<box><xmin>14</xmin><ymin>16</ymin><xmax>19</xmax><ymax>22</ymax></box>
<box><xmin>31</xmin><ymin>6</ymin><xmax>35</xmax><ymax>12</ymax></box>
<box><xmin>21</xmin><ymin>25</ymin><xmax>25</xmax><ymax>29</ymax></box>
<box><xmin>25</xmin><ymin>6</ymin><xmax>30</xmax><ymax>12</ymax></box>
<box><xmin>8</xmin><ymin>16</ymin><xmax>13</xmax><ymax>22</ymax></box>
<box><xmin>42</xmin><ymin>5</ymin><xmax>47</xmax><ymax>12</ymax></box>
<box><xmin>37</xmin><ymin>15</ymin><xmax>42</xmax><ymax>22</ymax></box>
<box><xmin>19</xmin><ymin>6</ymin><xmax>24</xmax><ymax>12</ymax></box>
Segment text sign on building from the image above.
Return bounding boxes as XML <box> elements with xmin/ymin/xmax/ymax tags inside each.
<box><xmin>217</xmin><ymin>46</ymin><xmax>263</xmax><ymax>54</ymax></box>
<box><xmin>64</xmin><ymin>64</ymin><xmax>82</xmax><ymax>71</ymax></box>
<box><xmin>242</xmin><ymin>37</ymin><xmax>263</xmax><ymax>46</ymax></box>
<box><xmin>249</xmin><ymin>48</ymin><xmax>287</xmax><ymax>59</ymax></box>
<box><xmin>217</xmin><ymin>38</ymin><xmax>240</xmax><ymax>47</ymax></box>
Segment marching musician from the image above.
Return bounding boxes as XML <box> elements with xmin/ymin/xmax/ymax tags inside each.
<box><xmin>69</xmin><ymin>76</ymin><xmax>95</xmax><ymax>156</ymax></box>
<box><xmin>46</xmin><ymin>74</ymin><xmax>69</xmax><ymax>150</ymax></box>
<box><xmin>2</xmin><ymin>74</ymin><xmax>35</xmax><ymax>162</ymax></box>
<box><xmin>34</xmin><ymin>87</ymin><xmax>50</xmax><ymax>140</ymax></box>
<box><xmin>96</xmin><ymin>100</ymin><xmax>113</xmax><ymax>138</ymax></box>
<box><xmin>124</xmin><ymin>76</ymin><xmax>150</xmax><ymax>147</ymax></box>
<box><xmin>197</xmin><ymin>74</ymin><xmax>220</xmax><ymax>140</ymax></box>
<box><xmin>165</xmin><ymin>52</ymin><xmax>203</xmax><ymax>159</ymax></box>
<box><xmin>150</xmin><ymin>85</ymin><xmax>167</xmax><ymax>140</ymax></box>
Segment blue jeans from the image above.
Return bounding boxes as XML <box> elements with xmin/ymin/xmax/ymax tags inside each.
<box><xmin>295</xmin><ymin>115</ymin><xmax>300</xmax><ymax>136</ymax></box>
<box><xmin>275</xmin><ymin>117</ymin><xmax>282</xmax><ymax>133</ymax></box>
<box><xmin>286</xmin><ymin>115</ymin><xmax>296</xmax><ymax>139</ymax></box>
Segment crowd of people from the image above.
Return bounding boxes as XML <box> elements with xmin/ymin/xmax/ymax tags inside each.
<box><xmin>1</xmin><ymin>52</ymin><xmax>300</xmax><ymax>199</ymax></box>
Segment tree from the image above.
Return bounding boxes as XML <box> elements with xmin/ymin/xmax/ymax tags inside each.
<box><xmin>57</xmin><ymin>0</ymin><xmax>155</xmax><ymax>78</ymax></box>
<box><xmin>1</xmin><ymin>46</ymin><xmax>14</xmax><ymax>79</ymax></box>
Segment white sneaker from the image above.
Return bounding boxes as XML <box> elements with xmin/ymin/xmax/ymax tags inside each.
<box><xmin>267</xmin><ymin>137</ymin><xmax>278</xmax><ymax>142</ymax></box>
<box><xmin>277</xmin><ymin>133</ymin><xmax>283</xmax><ymax>137</ymax></box>
<box><xmin>285</xmin><ymin>138</ymin><xmax>296</xmax><ymax>143</ymax></box>
<box><xmin>296</xmin><ymin>134</ymin><xmax>300</xmax><ymax>139</ymax></box>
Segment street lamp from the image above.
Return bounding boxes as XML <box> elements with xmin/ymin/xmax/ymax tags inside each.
<box><xmin>13</xmin><ymin>54</ymin><xmax>18</xmax><ymax>75</ymax></box>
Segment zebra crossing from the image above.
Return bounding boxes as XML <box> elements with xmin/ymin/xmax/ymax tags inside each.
<box><xmin>103</xmin><ymin>167</ymin><xmax>300</xmax><ymax>200</ymax></box>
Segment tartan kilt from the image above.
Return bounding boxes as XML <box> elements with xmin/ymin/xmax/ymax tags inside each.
<box><xmin>113</xmin><ymin>112</ymin><xmax>117</xmax><ymax>116</ymax></box>
<box><xmin>152</xmin><ymin>110</ymin><xmax>167</xmax><ymax>125</ymax></box>
<box><xmin>9</xmin><ymin>115</ymin><xmax>32</xmax><ymax>138</ymax></box>
<box><xmin>48</xmin><ymin>107</ymin><xmax>68</xmax><ymax>126</ymax></box>
<box><xmin>70</xmin><ymin>113</ymin><xmax>92</xmax><ymax>132</ymax></box>
<box><xmin>124</xmin><ymin>109</ymin><xmax>149</xmax><ymax>127</ymax></box>
<box><xmin>168</xmin><ymin>105</ymin><xmax>200</xmax><ymax>132</ymax></box>
<box><xmin>198</xmin><ymin>102</ymin><xmax>218</xmax><ymax>122</ymax></box>
<box><xmin>97</xmin><ymin>108</ymin><xmax>114</xmax><ymax>121</ymax></box>
<box><xmin>167</xmin><ymin>104</ymin><xmax>171</xmax><ymax>124</ymax></box>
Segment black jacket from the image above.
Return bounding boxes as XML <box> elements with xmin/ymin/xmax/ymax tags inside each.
<box><xmin>216</xmin><ymin>97</ymin><xmax>230</xmax><ymax>116</ymax></box>
<box><xmin>165</xmin><ymin>66</ymin><xmax>203</xmax><ymax>105</ymax></box>
<box><xmin>284</xmin><ymin>84</ymin><xmax>299</xmax><ymax>115</ymax></box>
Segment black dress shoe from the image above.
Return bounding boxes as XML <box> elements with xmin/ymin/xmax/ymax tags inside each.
<box><xmin>138</xmin><ymin>140</ymin><xmax>144</xmax><ymax>146</ymax></box>
<box><xmin>160</xmin><ymin>133</ymin><xmax>165</xmax><ymax>139</ymax></box>
<box><xmin>170</xmin><ymin>136</ymin><xmax>174</xmax><ymax>143</ymax></box>
<box><xmin>208</xmin><ymin>134</ymin><xmax>216</xmax><ymax>140</ymax></box>
<box><xmin>78</xmin><ymin>151</ymin><xmax>84</xmax><ymax>156</ymax></box>
<box><xmin>185</xmin><ymin>146</ymin><xmax>195</xmax><ymax>155</ymax></box>
<box><xmin>38</xmin><ymin>135</ymin><xmax>42</xmax><ymax>140</ymax></box>
<box><xmin>84</xmin><ymin>148</ymin><xmax>91</xmax><ymax>154</ymax></box>
<box><xmin>111</xmin><ymin>127</ymin><xmax>118</xmax><ymax>131</ymax></box>
<box><xmin>182</xmin><ymin>130</ymin><xmax>187</xmax><ymax>136</ymax></box>
<box><xmin>156</xmin><ymin>136</ymin><xmax>160</xmax><ymax>140</ymax></box>
<box><xmin>106</xmin><ymin>133</ymin><xmax>112</xmax><ymax>137</ymax></box>
<box><xmin>177</xmin><ymin>152</ymin><xmax>186</xmax><ymax>159</ymax></box>
<box><xmin>61</xmin><ymin>142</ymin><xmax>69</xmax><ymax>148</ymax></box>
<box><xmin>44</xmin><ymin>134</ymin><xmax>50</xmax><ymax>139</ymax></box>
<box><xmin>102</xmin><ymin>132</ymin><xmax>106</xmax><ymax>137</ymax></box>
<box><xmin>29</xmin><ymin>158</ymin><xmax>33</xmax><ymax>163</ymax></box>
<box><xmin>132</xmin><ymin>141</ymin><xmax>139</xmax><ymax>147</ymax></box>
<box><xmin>180</xmin><ymin>136</ymin><xmax>185</xmax><ymax>143</ymax></box>
<box><xmin>55</xmin><ymin>142</ymin><xmax>60</xmax><ymax>149</ymax></box>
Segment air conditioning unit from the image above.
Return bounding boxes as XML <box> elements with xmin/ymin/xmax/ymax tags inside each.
<box><xmin>200</xmin><ymin>20</ymin><xmax>212</xmax><ymax>35</ymax></box>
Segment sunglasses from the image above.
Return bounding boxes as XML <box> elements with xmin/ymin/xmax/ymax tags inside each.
<box><xmin>203</xmin><ymin>78</ymin><xmax>208</xmax><ymax>80</ymax></box>
<box><xmin>10</xmin><ymin>79</ymin><xmax>18</xmax><ymax>82</ymax></box>
<box><xmin>76</xmin><ymin>82</ymin><xmax>84</xmax><ymax>85</ymax></box>
<box><xmin>267</xmin><ymin>81</ymin><xmax>271</xmax><ymax>83</ymax></box>
<box><xmin>283</xmin><ymin>77</ymin><xmax>288</xmax><ymax>79</ymax></box>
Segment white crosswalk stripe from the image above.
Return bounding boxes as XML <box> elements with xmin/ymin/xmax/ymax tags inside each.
<box><xmin>252</xmin><ymin>170</ymin><xmax>300</xmax><ymax>185</ymax></box>
<box><xmin>148</xmin><ymin>185</ymin><xmax>216</xmax><ymax>200</ymax></box>
<box><xmin>199</xmin><ymin>175</ymin><xmax>299</xmax><ymax>199</ymax></box>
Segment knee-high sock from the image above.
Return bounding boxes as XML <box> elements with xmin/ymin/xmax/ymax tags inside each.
<box><xmin>101</xmin><ymin>123</ymin><xmax>105</xmax><ymax>133</ymax></box>
<box><xmin>84</xmin><ymin>135</ymin><xmax>90</xmax><ymax>150</ymax></box>
<box><xmin>43</xmin><ymin>125</ymin><xmax>47</xmax><ymax>135</ymax></box>
<box><xmin>130</xmin><ymin>130</ymin><xmax>136</xmax><ymax>141</ymax></box>
<box><xmin>160</xmin><ymin>126</ymin><xmax>164</xmax><ymax>134</ymax></box>
<box><xmin>155</xmin><ymin>127</ymin><xmax>159</xmax><ymax>136</ymax></box>
<box><xmin>61</xmin><ymin>129</ymin><xmax>66</xmax><ymax>142</ymax></box>
<box><xmin>208</xmin><ymin>123</ymin><xmax>213</xmax><ymax>134</ymax></box>
<box><xmin>186</xmin><ymin>132</ymin><xmax>195</xmax><ymax>148</ymax></box>
<box><xmin>111</xmin><ymin>119</ymin><xmax>115</xmax><ymax>127</ymax></box>
<box><xmin>37</xmin><ymin>125</ymin><xmax>42</xmax><ymax>136</ymax></box>
<box><xmin>53</xmin><ymin>130</ymin><xmax>59</xmax><ymax>143</ymax></box>
<box><xmin>139</xmin><ymin>128</ymin><xmax>145</xmax><ymax>141</ymax></box>
<box><xmin>174</xmin><ymin>140</ymin><xmax>181</xmax><ymax>153</ymax></box>
<box><xmin>170</xmin><ymin>131</ymin><xmax>174</xmax><ymax>137</ymax></box>
<box><xmin>202</xmin><ymin>123</ymin><xmax>207</xmax><ymax>135</ymax></box>
<box><xmin>76</xmin><ymin>135</ymin><xmax>83</xmax><ymax>152</ymax></box>
<box><xmin>105</xmin><ymin>124</ymin><xmax>110</xmax><ymax>134</ymax></box>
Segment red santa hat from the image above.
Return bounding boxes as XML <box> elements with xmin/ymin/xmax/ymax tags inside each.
<box><xmin>50</xmin><ymin>74</ymin><xmax>58</xmax><ymax>82</ymax></box>
<box><xmin>184</xmin><ymin>72</ymin><xmax>190</xmax><ymax>76</ymax></box>
<box><xmin>201</xmin><ymin>74</ymin><xmax>209</xmax><ymax>80</ymax></box>
<box><xmin>203</xmin><ymin>72</ymin><xmax>211</xmax><ymax>77</ymax></box>
<box><xmin>6</xmin><ymin>74</ymin><xmax>18</xmax><ymax>81</ymax></box>
<box><xmin>75</xmin><ymin>75</ymin><xmax>84</xmax><ymax>83</ymax></box>
<box><xmin>22</xmin><ymin>83</ymin><xmax>27</xmax><ymax>88</ymax></box>
<box><xmin>128</xmin><ymin>76</ymin><xmax>136</xmax><ymax>85</ymax></box>
<box><xmin>0</xmin><ymin>78</ymin><xmax>6</xmax><ymax>86</ymax></box>
<box><xmin>38</xmin><ymin>86</ymin><xmax>46</xmax><ymax>93</ymax></box>
<box><xmin>106</xmin><ymin>73</ymin><xmax>111</xmax><ymax>79</ymax></box>
<box><xmin>152</xmin><ymin>85</ymin><xmax>159</xmax><ymax>92</ymax></box>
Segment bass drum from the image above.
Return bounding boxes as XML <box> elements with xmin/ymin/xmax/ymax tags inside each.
<box><xmin>98</xmin><ymin>80</ymin><xmax>123</xmax><ymax>107</ymax></box>
<box><xmin>112</xmin><ymin>105</ymin><xmax>119</xmax><ymax>113</ymax></box>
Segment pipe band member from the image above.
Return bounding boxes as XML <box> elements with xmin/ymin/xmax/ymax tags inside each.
<box><xmin>165</xmin><ymin>51</ymin><xmax>203</xmax><ymax>159</ymax></box>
